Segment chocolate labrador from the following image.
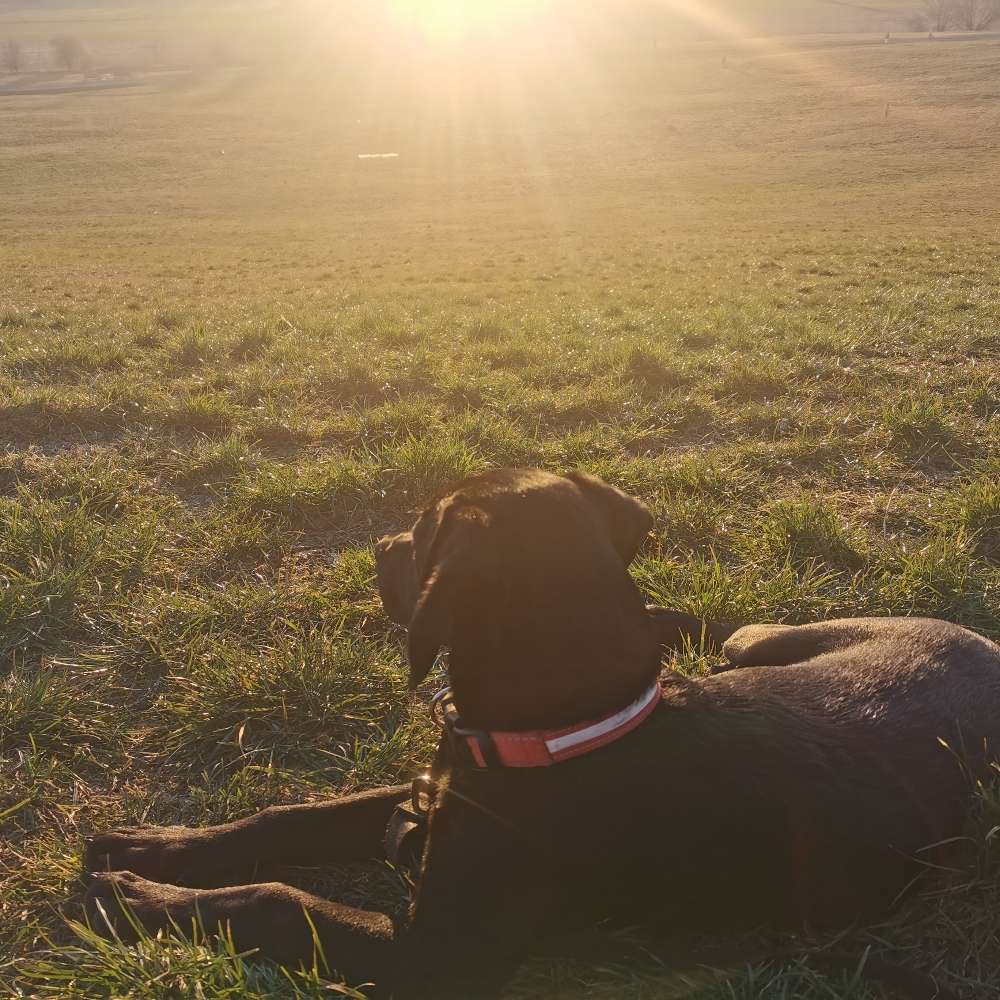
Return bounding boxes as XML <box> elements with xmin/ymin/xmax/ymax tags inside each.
<box><xmin>85</xmin><ymin>469</ymin><xmax>999</xmax><ymax>998</ymax></box>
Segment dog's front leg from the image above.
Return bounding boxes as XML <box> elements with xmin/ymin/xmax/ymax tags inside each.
<box><xmin>87</xmin><ymin>788</ymin><xmax>577</xmax><ymax>997</ymax></box>
<box><xmin>86</xmin><ymin>784</ymin><xmax>411</xmax><ymax>887</ymax></box>
<box><xmin>86</xmin><ymin>870</ymin><xmax>401</xmax><ymax>988</ymax></box>
<box><xmin>85</xmin><ymin>865</ymin><xmax>512</xmax><ymax>998</ymax></box>
<box><xmin>394</xmin><ymin>787</ymin><xmax>578</xmax><ymax>998</ymax></box>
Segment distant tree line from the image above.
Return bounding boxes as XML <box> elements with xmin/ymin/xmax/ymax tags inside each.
<box><xmin>917</xmin><ymin>0</ymin><xmax>1000</xmax><ymax>30</ymax></box>
<box><xmin>0</xmin><ymin>35</ymin><xmax>95</xmax><ymax>74</ymax></box>
<box><xmin>1</xmin><ymin>38</ymin><xmax>23</xmax><ymax>72</ymax></box>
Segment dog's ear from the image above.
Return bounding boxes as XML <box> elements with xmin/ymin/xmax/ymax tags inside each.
<box><xmin>564</xmin><ymin>471</ymin><xmax>653</xmax><ymax>566</ymax></box>
<box><xmin>407</xmin><ymin>501</ymin><xmax>492</xmax><ymax>689</ymax></box>
<box><xmin>374</xmin><ymin>531</ymin><xmax>419</xmax><ymax>627</ymax></box>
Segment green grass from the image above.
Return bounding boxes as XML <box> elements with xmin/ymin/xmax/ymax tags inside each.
<box><xmin>2</xmin><ymin>3</ymin><xmax>1000</xmax><ymax>997</ymax></box>
<box><xmin>15</xmin><ymin>920</ymin><xmax>370</xmax><ymax>1000</ymax></box>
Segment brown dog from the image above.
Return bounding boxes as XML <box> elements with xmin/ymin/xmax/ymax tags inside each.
<box><xmin>85</xmin><ymin>469</ymin><xmax>999</xmax><ymax>998</ymax></box>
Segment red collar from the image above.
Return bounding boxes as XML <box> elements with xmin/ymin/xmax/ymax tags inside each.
<box><xmin>432</xmin><ymin>682</ymin><xmax>662</xmax><ymax>769</ymax></box>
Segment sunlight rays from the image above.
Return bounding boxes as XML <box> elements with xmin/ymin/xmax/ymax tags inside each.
<box><xmin>649</xmin><ymin>0</ymin><xmax>933</xmax><ymax>132</ymax></box>
<box><xmin>390</xmin><ymin>0</ymin><xmax>553</xmax><ymax>43</ymax></box>
<box><xmin>289</xmin><ymin>0</ymin><xmax>950</xmax><ymax>239</ymax></box>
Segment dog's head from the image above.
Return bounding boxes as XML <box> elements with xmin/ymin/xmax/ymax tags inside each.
<box><xmin>375</xmin><ymin>469</ymin><xmax>659</xmax><ymax>730</ymax></box>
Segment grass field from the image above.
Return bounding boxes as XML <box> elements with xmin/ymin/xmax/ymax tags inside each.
<box><xmin>1</xmin><ymin>1</ymin><xmax>999</xmax><ymax>996</ymax></box>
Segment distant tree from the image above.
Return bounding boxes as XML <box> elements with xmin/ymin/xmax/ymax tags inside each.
<box><xmin>1</xmin><ymin>38</ymin><xmax>23</xmax><ymax>73</ymax></box>
<box><xmin>954</xmin><ymin>0</ymin><xmax>1000</xmax><ymax>28</ymax></box>
<box><xmin>920</xmin><ymin>0</ymin><xmax>955</xmax><ymax>30</ymax></box>
<box><xmin>50</xmin><ymin>34</ymin><xmax>86</xmax><ymax>71</ymax></box>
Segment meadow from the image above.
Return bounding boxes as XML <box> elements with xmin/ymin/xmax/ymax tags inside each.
<box><xmin>1</xmin><ymin>2</ymin><xmax>999</xmax><ymax>996</ymax></box>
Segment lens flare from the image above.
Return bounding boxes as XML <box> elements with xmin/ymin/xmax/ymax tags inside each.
<box><xmin>391</xmin><ymin>0</ymin><xmax>550</xmax><ymax>42</ymax></box>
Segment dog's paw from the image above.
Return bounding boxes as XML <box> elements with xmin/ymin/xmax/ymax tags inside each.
<box><xmin>84</xmin><ymin>827</ymin><xmax>207</xmax><ymax>883</ymax></box>
<box><xmin>85</xmin><ymin>870</ymin><xmax>200</xmax><ymax>941</ymax></box>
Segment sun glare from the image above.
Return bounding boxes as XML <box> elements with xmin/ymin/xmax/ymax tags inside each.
<box><xmin>391</xmin><ymin>0</ymin><xmax>551</xmax><ymax>43</ymax></box>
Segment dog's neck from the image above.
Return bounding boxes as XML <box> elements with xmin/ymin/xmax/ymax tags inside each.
<box><xmin>434</xmin><ymin>679</ymin><xmax>663</xmax><ymax>769</ymax></box>
<box><xmin>446</xmin><ymin>604</ymin><xmax>661</xmax><ymax>732</ymax></box>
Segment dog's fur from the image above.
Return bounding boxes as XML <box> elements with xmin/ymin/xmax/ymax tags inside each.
<box><xmin>85</xmin><ymin>469</ymin><xmax>1000</xmax><ymax>997</ymax></box>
